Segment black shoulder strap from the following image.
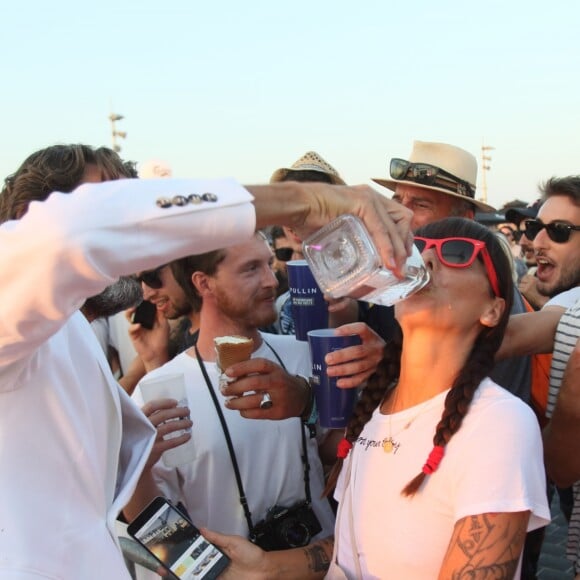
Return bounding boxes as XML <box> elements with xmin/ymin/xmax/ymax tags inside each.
<box><xmin>193</xmin><ymin>343</ymin><xmax>313</xmax><ymax>539</ymax></box>
<box><xmin>194</xmin><ymin>345</ymin><xmax>255</xmax><ymax>533</ymax></box>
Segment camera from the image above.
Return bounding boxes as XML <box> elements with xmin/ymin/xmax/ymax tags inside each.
<box><xmin>251</xmin><ymin>501</ymin><xmax>322</xmax><ymax>551</ymax></box>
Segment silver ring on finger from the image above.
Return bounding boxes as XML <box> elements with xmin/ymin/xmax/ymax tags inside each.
<box><xmin>259</xmin><ymin>392</ymin><xmax>273</xmax><ymax>410</ymax></box>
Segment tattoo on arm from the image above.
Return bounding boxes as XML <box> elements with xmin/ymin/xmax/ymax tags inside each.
<box><xmin>445</xmin><ymin>513</ymin><xmax>528</xmax><ymax>579</ymax></box>
<box><xmin>303</xmin><ymin>537</ymin><xmax>333</xmax><ymax>573</ymax></box>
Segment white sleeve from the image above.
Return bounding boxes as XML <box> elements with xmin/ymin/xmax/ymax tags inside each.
<box><xmin>453</xmin><ymin>398</ymin><xmax>551</xmax><ymax>532</ymax></box>
<box><xmin>544</xmin><ymin>287</ymin><xmax>580</xmax><ymax>309</ymax></box>
<box><xmin>0</xmin><ymin>178</ymin><xmax>255</xmax><ymax>366</ymax></box>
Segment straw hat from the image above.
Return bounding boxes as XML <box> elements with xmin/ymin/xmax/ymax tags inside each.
<box><xmin>270</xmin><ymin>151</ymin><xmax>346</xmax><ymax>185</ymax></box>
<box><xmin>373</xmin><ymin>141</ymin><xmax>495</xmax><ymax>212</ymax></box>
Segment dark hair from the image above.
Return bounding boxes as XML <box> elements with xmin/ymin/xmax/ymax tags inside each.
<box><xmin>324</xmin><ymin>217</ymin><xmax>514</xmax><ymax>497</ymax></box>
<box><xmin>448</xmin><ymin>197</ymin><xmax>476</xmax><ymax>218</ymax></box>
<box><xmin>170</xmin><ymin>250</ymin><xmax>227</xmax><ymax>312</ymax></box>
<box><xmin>171</xmin><ymin>232</ymin><xmax>270</xmax><ymax>310</ymax></box>
<box><xmin>0</xmin><ymin>144</ymin><xmax>137</xmax><ymax>224</ymax></box>
<box><xmin>540</xmin><ymin>175</ymin><xmax>580</xmax><ymax>206</ymax></box>
<box><xmin>270</xmin><ymin>225</ymin><xmax>287</xmax><ymax>246</ymax></box>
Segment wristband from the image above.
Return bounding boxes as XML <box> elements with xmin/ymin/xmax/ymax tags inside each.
<box><xmin>296</xmin><ymin>375</ymin><xmax>318</xmax><ymax>425</ymax></box>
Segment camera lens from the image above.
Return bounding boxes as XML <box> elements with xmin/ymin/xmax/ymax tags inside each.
<box><xmin>279</xmin><ymin>519</ymin><xmax>311</xmax><ymax>548</ymax></box>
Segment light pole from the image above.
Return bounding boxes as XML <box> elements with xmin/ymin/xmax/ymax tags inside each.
<box><xmin>109</xmin><ymin>112</ymin><xmax>127</xmax><ymax>153</ymax></box>
<box><xmin>480</xmin><ymin>143</ymin><xmax>495</xmax><ymax>206</ymax></box>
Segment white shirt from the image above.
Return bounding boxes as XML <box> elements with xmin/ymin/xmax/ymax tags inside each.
<box><xmin>334</xmin><ymin>379</ymin><xmax>550</xmax><ymax>579</ymax></box>
<box><xmin>544</xmin><ymin>286</ymin><xmax>580</xmax><ymax>309</ymax></box>
<box><xmin>133</xmin><ymin>334</ymin><xmax>335</xmax><ymax>541</ymax></box>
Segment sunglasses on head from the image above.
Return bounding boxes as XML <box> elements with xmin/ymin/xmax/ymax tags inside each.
<box><xmin>134</xmin><ymin>265</ymin><xmax>166</xmax><ymax>289</ymax></box>
<box><xmin>274</xmin><ymin>247</ymin><xmax>294</xmax><ymax>262</ymax></box>
<box><xmin>390</xmin><ymin>158</ymin><xmax>474</xmax><ymax>198</ymax></box>
<box><xmin>523</xmin><ymin>219</ymin><xmax>580</xmax><ymax>244</ymax></box>
<box><xmin>414</xmin><ymin>237</ymin><xmax>501</xmax><ymax>297</ymax></box>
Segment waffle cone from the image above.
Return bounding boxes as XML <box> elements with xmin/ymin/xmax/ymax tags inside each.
<box><xmin>214</xmin><ymin>336</ymin><xmax>254</xmax><ymax>371</ymax></box>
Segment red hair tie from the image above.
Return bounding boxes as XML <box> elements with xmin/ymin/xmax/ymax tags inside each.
<box><xmin>337</xmin><ymin>438</ymin><xmax>353</xmax><ymax>459</ymax></box>
<box><xmin>422</xmin><ymin>445</ymin><xmax>445</xmax><ymax>475</ymax></box>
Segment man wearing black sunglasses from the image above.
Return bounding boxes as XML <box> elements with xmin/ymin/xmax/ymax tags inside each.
<box><xmin>533</xmin><ymin>175</ymin><xmax>580</xmax><ymax>579</ymax></box>
<box><xmin>269</xmin><ymin>225</ymin><xmax>302</xmax><ymax>298</ymax></box>
<box><xmin>269</xmin><ymin>151</ymin><xmax>345</xmax><ymax>336</ymax></box>
<box><xmin>524</xmin><ymin>180</ymin><xmax>580</xmax><ymax>301</ymax></box>
<box><xmin>120</xmin><ymin>262</ymin><xmax>201</xmax><ymax>395</ymax></box>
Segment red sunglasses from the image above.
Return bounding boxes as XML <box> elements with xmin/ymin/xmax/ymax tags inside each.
<box><xmin>414</xmin><ymin>237</ymin><xmax>501</xmax><ymax>298</ymax></box>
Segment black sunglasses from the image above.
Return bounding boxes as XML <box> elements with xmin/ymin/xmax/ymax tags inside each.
<box><xmin>523</xmin><ymin>219</ymin><xmax>580</xmax><ymax>244</ymax></box>
<box><xmin>134</xmin><ymin>265</ymin><xmax>166</xmax><ymax>289</ymax></box>
<box><xmin>390</xmin><ymin>158</ymin><xmax>474</xmax><ymax>198</ymax></box>
<box><xmin>274</xmin><ymin>247</ymin><xmax>294</xmax><ymax>262</ymax></box>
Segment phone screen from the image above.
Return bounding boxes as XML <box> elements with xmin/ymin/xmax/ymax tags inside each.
<box><xmin>127</xmin><ymin>498</ymin><xmax>229</xmax><ymax>579</ymax></box>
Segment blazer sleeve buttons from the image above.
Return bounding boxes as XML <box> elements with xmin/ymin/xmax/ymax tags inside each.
<box><xmin>155</xmin><ymin>192</ymin><xmax>219</xmax><ymax>208</ymax></box>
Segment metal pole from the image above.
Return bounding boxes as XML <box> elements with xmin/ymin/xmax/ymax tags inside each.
<box><xmin>109</xmin><ymin>112</ymin><xmax>125</xmax><ymax>152</ymax></box>
<box><xmin>481</xmin><ymin>143</ymin><xmax>495</xmax><ymax>205</ymax></box>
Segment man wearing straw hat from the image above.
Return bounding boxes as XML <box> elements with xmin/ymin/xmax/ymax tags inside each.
<box><xmin>368</xmin><ymin>140</ymin><xmax>532</xmax><ymax>403</ymax></box>
<box><xmin>269</xmin><ymin>151</ymin><xmax>386</xmax><ymax>389</ymax></box>
<box><xmin>269</xmin><ymin>151</ymin><xmax>346</xmax><ymax>336</ymax></box>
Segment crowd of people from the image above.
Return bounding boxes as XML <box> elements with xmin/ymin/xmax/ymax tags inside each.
<box><xmin>0</xmin><ymin>140</ymin><xmax>578</xmax><ymax>579</ymax></box>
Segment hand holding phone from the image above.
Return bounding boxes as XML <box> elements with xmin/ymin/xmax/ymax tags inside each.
<box><xmin>131</xmin><ymin>300</ymin><xmax>157</xmax><ymax>330</ymax></box>
<box><xmin>127</xmin><ymin>497</ymin><xmax>229</xmax><ymax>579</ymax></box>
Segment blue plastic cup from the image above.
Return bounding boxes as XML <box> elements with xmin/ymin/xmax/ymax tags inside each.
<box><xmin>286</xmin><ymin>260</ymin><xmax>329</xmax><ymax>341</ymax></box>
<box><xmin>307</xmin><ymin>329</ymin><xmax>361</xmax><ymax>428</ymax></box>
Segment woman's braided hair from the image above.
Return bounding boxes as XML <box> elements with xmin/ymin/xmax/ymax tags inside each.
<box><xmin>324</xmin><ymin>217</ymin><xmax>514</xmax><ymax>498</ymax></box>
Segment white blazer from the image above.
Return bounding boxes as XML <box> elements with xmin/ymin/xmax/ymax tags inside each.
<box><xmin>0</xmin><ymin>178</ymin><xmax>255</xmax><ymax>579</ymax></box>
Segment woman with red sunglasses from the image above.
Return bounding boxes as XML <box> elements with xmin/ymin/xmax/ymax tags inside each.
<box><xmin>203</xmin><ymin>217</ymin><xmax>550</xmax><ymax>579</ymax></box>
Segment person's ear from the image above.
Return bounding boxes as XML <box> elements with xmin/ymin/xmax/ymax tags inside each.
<box><xmin>480</xmin><ymin>297</ymin><xmax>505</xmax><ymax>328</ymax></box>
<box><xmin>192</xmin><ymin>271</ymin><xmax>213</xmax><ymax>297</ymax></box>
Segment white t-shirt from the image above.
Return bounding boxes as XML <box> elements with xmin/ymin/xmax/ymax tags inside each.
<box><xmin>333</xmin><ymin>378</ymin><xmax>550</xmax><ymax>579</ymax></box>
<box><xmin>133</xmin><ymin>332</ymin><xmax>335</xmax><ymax>541</ymax></box>
<box><xmin>544</xmin><ymin>286</ymin><xmax>580</xmax><ymax>309</ymax></box>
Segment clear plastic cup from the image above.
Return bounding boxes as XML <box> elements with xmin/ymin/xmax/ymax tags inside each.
<box><xmin>139</xmin><ymin>373</ymin><xmax>194</xmax><ymax>468</ymax></box>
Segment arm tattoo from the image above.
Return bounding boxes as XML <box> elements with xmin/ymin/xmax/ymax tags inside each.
<box><xmin>303</xmin><ymin>537</ymin><xmax>333</xmax><ymax>573</ymax></box>
<box><xmin>449</xmin><ymin>514</ymin><xmax>528</xmax><ymax>579</ymax></box>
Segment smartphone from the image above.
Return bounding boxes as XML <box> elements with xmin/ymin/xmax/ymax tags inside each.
<box><xmin>127</xmin><ymin>497</ymin><xmax>230</xmax><ymax>580</ymax></box>
<box><xmin>131</xmin><ymin>300</ymin><xmax>157</xmax><ymax>330</ymax></box>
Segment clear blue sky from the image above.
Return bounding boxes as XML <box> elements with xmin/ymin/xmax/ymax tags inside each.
<box><xmin>2</xmin><ymin>0</ymin><xmax>579</xmax><ymax>210</ymax></box>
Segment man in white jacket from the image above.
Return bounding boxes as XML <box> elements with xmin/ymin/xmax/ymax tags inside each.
<box><xmin>0</xmin><ymin>144</ymin><xmax>412</xmax><ymax>579</ymax></box>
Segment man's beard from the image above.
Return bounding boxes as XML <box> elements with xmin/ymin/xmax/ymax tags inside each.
<box><xmin>82</xmin><ymin>276</ymin><xmax>143</xmax><ymax>320</ymax></box>
<box><xmin>214</xmin><ymin>287</ymin><xmax>277</xmax><ymax>329</ymax></box>
<box><xmin>536</xmin><ymin>259</ymin><xmax>580</xmax><ymax>298</ymax></box>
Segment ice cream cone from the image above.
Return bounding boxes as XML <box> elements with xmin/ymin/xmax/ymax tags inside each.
<box><xmin>214</xmin><ymin>336</ymin><xmax>254</xmax><ymax>371</ymax></box>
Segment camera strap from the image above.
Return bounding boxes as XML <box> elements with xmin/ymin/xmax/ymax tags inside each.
<box><xmin>194</xmin><ymin>341</ymin><xmax>313</xmax><ymax>538</ymax></box>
